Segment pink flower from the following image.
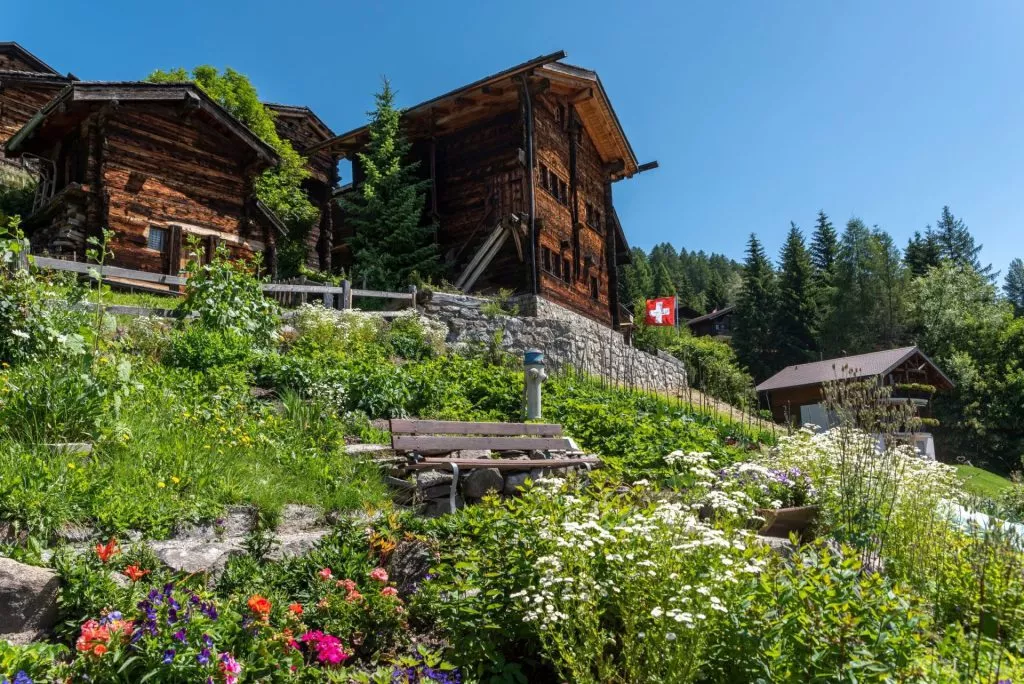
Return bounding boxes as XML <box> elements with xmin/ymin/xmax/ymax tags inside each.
<box><xmin>381</xmin><ymin>586</ymin><xmax>399</xmax><ymax>598</ymax></box>
<box><xmin>301</xmin><ymin>631</ymin><xmax>350</xmax><ymax>666</ymax></box>
<box><xmin>318</xmin><ymin>568</ymin><xmax>333</xmax><ymax>580</ymax></box>
<box><xmin>369</xmin><ymin>567</ymin><xmax>389</xmax><ymax>583</ymax></box>
<box><xmin>219</xmin><ymin>652</ymin><xmax>242</xmax><ymax>684</ymax></box>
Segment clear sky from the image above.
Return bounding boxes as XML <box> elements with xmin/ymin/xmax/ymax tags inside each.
<box><xmin>8</xmin><ymin>1</ymin><xmax>1024</xmax><ymax>276</ymax></box>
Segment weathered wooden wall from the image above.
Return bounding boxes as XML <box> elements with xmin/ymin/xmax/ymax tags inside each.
<box><xmin>533</xmin><ymin>94</ymin><xmax>613</xmax><ymax>325</ymax></box>
<box><xmin>0</xmin><ymin>82</ymin><xmax>65</xmax><ymax>152</ymax></box>
<box><xmin>763</xmin><ymin>384</ymin><xmax>824</xmax><ymax>424</ymax></box>
<box><xmin>0</xmin><ymin>51</ymin><xmax>44</xmax><ymax>72</ymax></box>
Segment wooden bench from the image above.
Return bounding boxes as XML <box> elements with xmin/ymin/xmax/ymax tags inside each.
<box><xmin>389</xmin><ymin>419</ymin><xmax>600</xmax><ymax>512</ymax></box>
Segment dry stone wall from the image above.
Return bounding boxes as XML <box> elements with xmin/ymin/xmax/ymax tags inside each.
<box><xmin>421</xmin><ymin>292</ymin><xmax>688</xmax><ymax>393</ymax></box>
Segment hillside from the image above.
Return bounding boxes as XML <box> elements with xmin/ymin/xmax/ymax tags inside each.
<box><xmin>2</xmin><ymin>240</ymin><xmax>1024</xmax><ymax>683</ymax></box>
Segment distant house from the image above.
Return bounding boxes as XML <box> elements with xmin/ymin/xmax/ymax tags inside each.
<box><xmin>756</xmin><ymin>346</ymin><xmax>954</xmax><ymax>458</ymax></box>
<box><xmin>0</xmin><ymin>42</ymin><xmax>74</xmax><ymax>156</ymax></box>
<box><xmin>6</xmin><ymin>82</ymin><xmax>285</xmax><ymax>274</ymax></box>
<box><xmin>686</xmin><ymin>306</ymin><xmax>734</xmax><ymax>339</ymax></box>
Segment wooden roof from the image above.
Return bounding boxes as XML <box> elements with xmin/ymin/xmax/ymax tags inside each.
<box><xmin>5</xmin><ymin>82</ymin><xmax>279</xmax><ymax>165</ymax></box>
<box><xmin>0</xmin><ymin>42</ymin><xmax>62</xmax><ymax>76</ymax></box>
<box><xmin>308</xmin><ymin>51</ymin><xmax>640</xmax><ymax>180</ymax></box>
<box><xmin>264</xmin><ymin>102</ymin><xmax>335</xmax><ymax>141</ymax></box>
<box><xmin>756</xmin><ymin>346</ymin><xmax>955</xmax><ymax>393</ymax></box>
<box><xmin>686</xmin><ymin>306</ymin><xmax>735</xmax><ymax>326</ymax></box>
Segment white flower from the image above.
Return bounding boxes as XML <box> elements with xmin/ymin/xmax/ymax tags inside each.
<box><xmin>651</xmin><ymin>606</ymin><xmax>664</xmax><ymax>618</ymax></box>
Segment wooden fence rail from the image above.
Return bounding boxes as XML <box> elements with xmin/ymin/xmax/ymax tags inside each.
<box><xmin>28</xmin><ymin>256</ymin><xmax>417</xmax><ymax>312</ymax></box>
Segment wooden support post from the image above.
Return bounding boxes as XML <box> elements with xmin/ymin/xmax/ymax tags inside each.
<box><xmin>323</xmin><ymin>292</ymin><xmax>333</xmax><ymax>308</ymax></box>
<box><xmin>341</xmin><ymin>280</ymin><xmax>351</xmax><ymax>309</ymax></box>
<box><xmin>409</xmin><ymin>284</ymin><xmax>418</xmax><ymax>312</ymax></box>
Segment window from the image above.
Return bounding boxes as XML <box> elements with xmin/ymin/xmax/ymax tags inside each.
<box><xmin>590</xmin><ymin>276</ymin><xmax>600</xmax><ymax>300</ymax></box>
<box><xmin>539</xmin><ymin>163</ymin><xmax>569</xmax><ymax>206</ymax></box>
<box><xmin>542</xmin><ymin>246</ymin><xmax>553</xmax><ymax>273</ymax></box>
<box><xmin>585</xmin><ymin>202</ymin><xmax>603</xmax><ymax>232</ymax></box>
<box><xmin>557</xmin><ymin>179</ymin><xmax>568</xmax><ymax>205</ymax></box>
<box><xmin>562</xmin><ymin>258</ymin><xmax>572</xmax><ymax>282</ymax></box>
<box><xmin>539</xmin><ymin>163</ymin><xmax>550</xmax><ymax>192</ymax></box>
<box><xmin>148</xmin><ymin>226</ymin><xmax>169</xmax><ymax>252</ymax></box>
<box><xmin>554</xmin><ymin>103</ymin><xmax>565</xmax><ymax>126</ymax></box>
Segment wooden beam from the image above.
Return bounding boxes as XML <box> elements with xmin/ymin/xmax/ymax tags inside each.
<box><xmin>570</xmin><ymin>88</ymin><xmax>594</xmax><ymax>104</ymax></box>
<box><xmin>480</xmin><ymin>85</ymin><xmax>504</xmax><ymax>96</ymax></box>
<box><xmin>393</xmin><ymin>436</ymin><xmax>573</xmax><ymax>452</ymax></box>
<box><xmin>405</xmin><ymin>458</ymin><xmax>599</xmax><ymax>471</ymax></box>
<box><xmin>604</xmin><ymin>159</ymin><xmax>625</xmax><ymax>175</ymax></box>
<box><xmin>390</xmin><ymin>419</ymin><xmax>563</xmax><ymax>437</ymax></box>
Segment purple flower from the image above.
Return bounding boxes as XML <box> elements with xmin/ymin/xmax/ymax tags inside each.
<box><xmin>203</xmin><ymin>633</ymin><xmax>214</xmax><ymax>648</ymax></box>
<box><xmin>12</xmin><ymin>672</ymin><xmax>34</xmax><ymax>684</ymax></box>
<box><xmin>100</xmin><ymin>611</ymin><xmax>123</xmax><ymax>625</ymax></box>
<box><xmin>162</xmin><ymin>649</ymin><xmax>176</xmax><ymax>664</ymax></box>
<box><xmin>197</xmin><ymin>648</ymin><xmax>211</xmax><ymax>665</ymax></box>
<box><xmin>173</xmin><ymin>629</ymin><xmax>186</xmax><ymax>642</ymax></box>
<box><xmin>200</xmin><ymin>601</ymin><xmax>218</xmax><ymax>620</ymax></box>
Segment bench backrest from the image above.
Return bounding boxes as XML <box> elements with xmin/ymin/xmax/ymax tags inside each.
<box><xmin>390</xmin><ymin>419</ymin><xmax>571</xmax><ymax>453</ymax></box>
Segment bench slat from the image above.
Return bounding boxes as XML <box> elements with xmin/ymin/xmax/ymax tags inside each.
<box><xmin>390</xmin><ymin>419</ymin><xmax>563</xmax><ymax>437</ymax></box>
<box><xmin>405</xmin><ymin>458</ymin><xmax>599</xmax><ymax>471</ymax></box>
<box><xmin>392</xmin><ymin>435</ymin><xmax>571</xmax><ymax>452</ymax></box>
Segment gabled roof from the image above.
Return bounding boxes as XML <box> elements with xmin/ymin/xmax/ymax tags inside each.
<box><xmin>5</xmin><ymin>81</ymin><xmax>279</xmax><ymax>165</ymax></box>
<box><xmin>755</xmin><ymin>346</ymin><xmax>955</xmax><ymax>393</ymax></box>
<box><xmin>0</xmin><ymin>42</ymin><xmax>62</xmax><ymax>76</ymax></box>
<box><xmin>308</xmin><ymin>50</ymin><xmax>641</xmax><ymax>180</ymax></box>
<box><xmin>264</xmin><ymin>102</ymin><xmax>335</xmax><ymax>141</ymax></box>
<box><xmin>686</xmin><ymin>305</ymin><xmax>735</xmax><ymax>326</ymax></box>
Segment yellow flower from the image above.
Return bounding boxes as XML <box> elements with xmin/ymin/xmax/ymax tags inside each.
<box><xmin>171</xmin><ymin>476</ymin><xmax>181</xmax><ymax>484</ymax></box>
<box><xmin>68</xmin><ymin>462</ymin><xmax>76</xmax><ymax>470</ymax></box>
<box><xmin>157</xmin><ymin>481</ymin><xmax>166</xmax><ymax>488</ymax></box>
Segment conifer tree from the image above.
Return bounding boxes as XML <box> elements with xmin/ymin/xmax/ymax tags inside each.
<box><xmin>620</xmin><ymin>247</ymin><xmax>654</xmax><ymax>308</ymax></box>
<box><xmin>932</xmin><ymin>206</ymin><xmax>993</xmax><ymax>279</ymax></box>
<box><xmin>1005</xmin><ymin>258</ymin><xmax>1024</xmax><ymax>316</ymax></box>
<box><xmin>340</xmin><ymin>79</ymin><xmax>440</xmax><ymax>290</ymax></box>
<box><xmin>774</xmin><ymin>224</ymin><xmax>818</xmax><ymax>368</ymax></box>
<box><xmin>652</xmin><ymin>262</ymin><xmax>677</xmax><ymax>298</ymax></box>
<box><xmin>904</xmin><ymin>230</ymin><xmax>942</xmax><ymax>277</ymax></box>
<box><xmin>733</xmin><ymin>234</ymin><xmax>777</xmax><ymax>380</ymax></box>
<box><xmin>705</xmin><ymin>271</ymin><xmax>730</xmax><ymax>311</ymax></box>
<box><xmin>810</xmin><ymin>211</ymin><xmax>839</xmax><ymax>283</ymax></box>
<box><xmin>824</xmin><ymin>218</ymin><xmax>876</xmax><ymax>355</ymax></box>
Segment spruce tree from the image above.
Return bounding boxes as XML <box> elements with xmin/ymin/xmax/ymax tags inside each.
<box><xmin>705</xmin><ymin>271</ymin><xmax>730</xmax><ymax>311</ymax></box>
<box><xmin>904</xmin><ymin>230</ymin><xmax>941</xmax><ymax>277</ymax></box>
<box><xmin>340</xmin><ymin>79</ymin><xmax>440</xmax><ymax>290</ymax></box>
<box><xmin>810</xmin><ymin>211</ymin><xmax>839</xmax><ymax>282</ymax></box>
<box><xmin>824</xmin><ymin>218</ymin><xmax>876</xmax><ymax>355</ymax></box>
<box><xmin>620</xmin><ymin>247</ymin><xmax>654</xmax><ymax>308</ymax></box>
<box><xmin>733</xmin><ymin>234</ymin><xmax>777</xmax><ymax>380</ymax></box>
<box><xmin>1005</xmin><ymin>258</ymin><xmax>1024</xmax><ymax>315</ymax></box>
<box><xmin>932</xmin><ymin>206</ymin><xmax>993</xmax><ymax>278</ymax></box>
<box><xmin>869</xmin><ymin>229</ymin><xmax>909</xmax><ymax>346</ymax></box>
<box><xmin>774</xmin><ymin>224</ymin><xmax>818</xmax><ymax>368</ymax></box>
<box><xmin>652</xmin><ymin>262</ymin><xmax>677</xmax><ymax>298</ymax></box>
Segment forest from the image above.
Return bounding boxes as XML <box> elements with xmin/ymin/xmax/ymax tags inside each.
<box><xmin>621</xmin><ymin>207</ymin><xmax>1024</xmax><ymax>473</ymax></box>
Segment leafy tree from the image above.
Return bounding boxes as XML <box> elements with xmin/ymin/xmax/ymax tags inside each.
<box><xmin>774</xmin><ymin>224</ymin><xmax>818</xmax><ymax>368</ymax></box>
<box><xmin>904</xmin><ymin>230</ymin><xmax>941</xmax><ymax>277</ymax></box>
<box><xmin>146</xmin><ymin>66</ymin><xmax>318</xmax><ymax>275</ymax></box>
<box><xmin>652</xmin><ymin>262</ymin><xmax>677</xmax><ymax>298</ymax></box>
<box><xmin>931</xmin><ymin>206</ymin><xmax>993</xmax><ymax>278</ymax></box>
<box><xmin>733</xmin><ymin>234</ymin><xmax>777</xmax><ymax>380</ymax></box>
<box><xmin>620</xmin><ymin>247</ymin><xmax>654</xmax><ymax>308</ymax></box>
<box><xmin>1004</xmin><ymin>258</ymin><xmax>1024</xmax><ymax>316</ymax></box>
<box><xmin>339</xmin><ymin>79</ymin><xmax>440</xmax><ymax>291</ymax></box>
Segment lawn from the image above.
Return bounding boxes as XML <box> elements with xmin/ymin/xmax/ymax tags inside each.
<box><xmin>954</xmin><ymin>463</ymin><xmax>1014</xmax><ymax>499</ymax></box>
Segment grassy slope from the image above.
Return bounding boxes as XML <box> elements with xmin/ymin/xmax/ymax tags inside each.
<box><xmin>955</xmin><ymin>463</ymin><xmax>1014</xmax><ymax>498</ymax></box>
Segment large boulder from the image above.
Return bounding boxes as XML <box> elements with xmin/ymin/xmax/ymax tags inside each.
<box><xmin>462</xmin><ymin>468</ymin><xmax>504</xmax><ymax>498</ymax></box>
<box><xmin>148</xmin><ymin>539</ymin><xmax>243</xmax><ymax>577</ymax></box>
<box><xmin>387</xmin><ymin>539</ymin><xmax>437</xmax><ymax>597</ymax></box>
<box><xmin>0</xmin><ymin>557</ymin><xmax>60</xmax><ymax>644</ymax></box>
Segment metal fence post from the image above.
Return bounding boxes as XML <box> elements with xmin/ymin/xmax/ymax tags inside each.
<box><xmin>409</xmin><ymin>284</ymin><xmax>418</xmax><ymax>313</ymax></box>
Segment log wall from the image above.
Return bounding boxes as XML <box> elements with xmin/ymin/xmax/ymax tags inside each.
<box><xmin>0</xmin><ymin>82</ymin><xmax>65</xmax><ymax>153</ymax></box>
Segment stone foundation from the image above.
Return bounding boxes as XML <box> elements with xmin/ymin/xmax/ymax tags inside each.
<box><xmin>422</xmin><ymin>292</ymin><xmax>687</xmax><ymax>394</ymax></box>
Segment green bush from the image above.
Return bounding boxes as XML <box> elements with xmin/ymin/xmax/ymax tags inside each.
<box><xmin>165</xmin><ymin>325</ymin><xmax>254</xmax><ymax>371</ymax></box>
<box><xmin>0</xmin><ymin>357</ymin><xmax>111</xmax><ymax>444</ymax></box>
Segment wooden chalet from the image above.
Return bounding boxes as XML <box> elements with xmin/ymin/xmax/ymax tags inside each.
<box><xmin>756</xmin><ymin>346</ymin><xmax>954</xmax><ymax>439</ymax></box>
<box><xmin>265</xmin><ymin>102</ymin><xmax>339</xmax><ymax>271</ymax></box>
<box><xmin>0</xmin><ymin>42</ymin><xmax>74</xmax><ymax>156</ymax></box>
<box><xmin>5</xmin><ymin>81</ymin><xmax>286</xmax><ymax>276</ymax></box>
<box><xmin>308</xmin><ymin>51</ymin><xmax>655</xmax><ymax>327</ymax></box>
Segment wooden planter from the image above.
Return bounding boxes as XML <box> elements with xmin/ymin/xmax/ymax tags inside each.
<box><xmin>756</xmin><ymin>505</ymin><xmax>819</xmax><ymax>539</ymax></box>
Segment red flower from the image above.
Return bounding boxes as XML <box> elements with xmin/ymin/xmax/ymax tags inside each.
<box><xmin>369</xmin><ymin>567</ymin><xmax>389</xmax><ymax>583</ymax></box>
<box><xmin>94</xmin><ymin>538</ymin><xmax>120</xmax><ymax>564</ymax></box>
<box><xmin>247</xmin><ymin>594</ymin><xmax>271</xmax><ymax>619</ymax></box>
<box><xmin>381</xmin><ymin>586</ymin><xmax>399</xmax><ymax>598</ymax></box>
<box><xmin>123</xmin><ymin>565</ymin><xmax>149</xmax><ymax>582</ymax></box>
<box><xmin>318</xmin><ymin>567</ymin><xmax>333</xmax><ymax>580</ymax></box>
<box><xmin>288</xmin><ymin>603</ymin><xmax>303</xmax><ymax>615</ymax></box>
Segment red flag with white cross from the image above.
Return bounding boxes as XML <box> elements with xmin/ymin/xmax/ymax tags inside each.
<box><xmin>645</xmin><ymin>297</ymin><xmax>676</xmax><ymax>327</ymax></box>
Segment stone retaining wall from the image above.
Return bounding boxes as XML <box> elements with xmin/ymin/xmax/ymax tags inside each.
<box><xmin>421</xmin><ymin>292</ymin><xmax>687</xmax><ymax>393</ymax></box>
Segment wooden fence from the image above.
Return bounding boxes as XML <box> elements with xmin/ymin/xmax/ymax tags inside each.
<box><xmin>29</xmin><ymin>255</ymin><xmax>418</xmax><ymax>312</ymax></box>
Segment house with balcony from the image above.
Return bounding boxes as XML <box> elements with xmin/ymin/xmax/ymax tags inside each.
<box><xmin>756</xmin><ymin>346</ymin><xmax>954</xmax><ymax>458</ymax></box>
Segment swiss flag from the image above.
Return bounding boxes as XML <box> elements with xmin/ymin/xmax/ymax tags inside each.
<box><xmin>645</xmin><ymin>297</ymin><xmax>676</xmax><ymax>326</ymax></box>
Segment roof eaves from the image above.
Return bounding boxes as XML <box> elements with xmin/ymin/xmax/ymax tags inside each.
<box><xmin>0</xmin><ymin>42</ymin><xmax>60</xmax><ymax>75</ymax></box>
<box><xmin>264</xmin><ymin>102</ymin><xmax>336</xmax><ymax>140</ymax></box>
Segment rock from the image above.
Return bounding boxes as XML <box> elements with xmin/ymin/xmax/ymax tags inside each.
<box><xmin>422</xmin><ymin>495</ymin><xmax>464</xmax><ymax>518</ymax></box>
<box><xmin>452</xmin><ymin>449</ymin><xmax>492</xmax><ymax>460</ymax></box>
<box><xmin>345</xmin><ymin>443</ymin><xmax>395</xmax><ymax>458</ymax></box>
<box><xmin>149</xmin><ymin>539</ymin><xmax>243</xmax><ymax>576</ymax></box>
<box><xmin>529</xmin><ymin>450</ymin><xmax>549</xmax><ymax>460</ymax></box>
<box><xmin>268</xmin><ymin>530</ymin><xmax>331</xmax><ymax>561</ymax></box>
<box><xmin>276</xmin><ymin>505</ymin><xmax>324</xmax><ymax>535</ymax></box>
<box><xmin>57</xmin><ymin>522</ymin><xmax>96</xmax><ymax>544</ymax></box>
<box><xmin>0</xmin><ymin>521</ymin><xmax>26</xmax><ymax>545</ymax></box>
<box><xmin>173</xmin><ymin>506</ymin><xmax>253</xmax><ymax>541</ymax></box>
<box><xmin>0</xmin><ymin>557</ymin><xmax>60</xmax><ymax>642</ymax></box>
<box><xmin>387</xmin><ymin>539</ymin><xmax>437</xmax><ymax>597</ymax></box>
<box><xmin>462</xmin><ymin>468</ymin><xmax>503</xmax><ymax>498</ymax></box>
<box><xmin>416</xmin><ymin>470</ymin><xmax>452</xmax><ymax>488</ymax></box>
<box><xmin>278</xmin><ymin>325</ymin><xmax>299</xmax><ymax>343</ymax></box>
<box><xmin>756</xmin><ymin>535</ymin><xmax>796</xmax><ymax>558</ymax></box>
<box><xmin>503</xmin><ymin>472</ymin><xmax>532</xmax><ymax>496</ymax></box>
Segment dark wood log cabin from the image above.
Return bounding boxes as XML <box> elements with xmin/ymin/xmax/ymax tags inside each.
<box><xmin>308</xmin><ymin>51</ymin><xmax>653</xmax><ymax>327</ymax></box>
<box><xmin>0</xmin><ymin>42</ymin><xmax>74</xmax><ymax>156</ymax></box>
<box><xmin>265</xmin><ymin>103</ymin><xmax>339</xmax><ymax>271</ymax></box>
<box><xmin>5</xmin><ymin>82</ymin><xmax>286</xmax><ymax>276</ymax></box>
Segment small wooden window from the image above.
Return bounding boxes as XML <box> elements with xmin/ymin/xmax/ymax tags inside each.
<box><xmin>542</xmin><ymin>246</ymin><xmax>552</xmax><ymax>273</ymax></box>
<box><xmin>539</xmin><ymin>163</ymin><xmax>549</xmax><ymax>192</ymax></box>
<box><xmin>590</xmin><ymin>276</ymin><xmax>600</xmax><ymax>300</ymax></box>
<box><xmin>148</xmin><ymin>226</ymin><xmax>169</xmax><ymax>252</ymax></box>
<box><xmin>563</xmin><ymin>258</ymin><xmax>572</xmax><ymax>282</ymax></box>
<box><xmin>552</xmin><ymin>254</ymin><xmax>561</xmax><ymax>278</ymax></box>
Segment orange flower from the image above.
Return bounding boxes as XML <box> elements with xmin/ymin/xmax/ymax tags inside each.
<box><xmin>123</xmin><ymin>565</ymin><xmax>149</xmax><ymax>582</ymax></box>
<box><xmin>247</xmin><ymin>594</ymin><xmax>272</xmax><ymax>619</ymax></box>
<box><xmin>288</xmin><ymin>603</ymin><xmax>303</xmax><ymax>615</ymax></box>
<box><xmin>95</xmin><ymin>538</ymin><xmax>120</xmax><ymax>564</ymax></box>
<box><xmin>92</xmin><ymin>644</ymin><xmax>108</xmax><ymax>656</ymax></box>
<box><xmin>76</xmin><ymin>619</ymin><xmax>111</xmax><ymax>655</ymax></box>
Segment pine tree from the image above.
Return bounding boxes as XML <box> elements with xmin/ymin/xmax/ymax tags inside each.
<box><xmin>652</xmin><ymin>262</ymin><xmax>677</xmax><ymax>298</ymax></box>
<box><xmin>810</xmin><ymin>211</ymin><xmax>839</xmax><ymax>283</ymax></box>
<box><xmin>340</xmin><ymin>79</ymin><xmax>440</xmax><ymax>290</ymax></box>
<box><xmin>824</xmin><ymin>218</ymin><xmax>876</xmax><ymax>355</ymax></box>
<box><xmin>774</xmin><ymin>224</ymin><xmax>818</xmax><ymax>368</ymax></box>
<box><xmin>705</xmin><ymin>272</ymin><xmax>730</xmax><ymax>311</ymax></box>
<box><xmin>869</xmin><ymin>229</ymin><xmax>909</xmax><ymax>346</ymax></box>
<box><xmin>620</xmin><ymin>247</ymin><xmax>654</xmax><ymax>309</ymax></box>
<box><xmin>932</xmin><ymin>206</ymin><xmax>993</xmax><ymax>278</ymax></box>
<box><xmin>904</xmin><ymin>230</ymin><xmax>942</xmax><ymax>277</ymax></box>
<box><xmin>1005</xmin><ymin>258</ymin><xmax>1024</xmax><ymax>315</ymax></box>
<box><xmin>733</xmin><ymin>234</ymin><xmax>777</xmax><ymax>380</ymax></box>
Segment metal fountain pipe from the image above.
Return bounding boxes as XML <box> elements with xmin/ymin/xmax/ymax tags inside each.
<box><xmin>524</xmin><ymin>349</ymin><xmax>547</xmax><ymax>420</ymax></box>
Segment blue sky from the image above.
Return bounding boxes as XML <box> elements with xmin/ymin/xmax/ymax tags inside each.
<box><xmin>9</xmin><ymin>1</ymin><xmax>1024</xmax><ymax>276</ymax></box>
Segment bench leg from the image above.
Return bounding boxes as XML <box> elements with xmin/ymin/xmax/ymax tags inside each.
<box><xmin>448</xmin><ymin>462</ymin><xmax>460</xmax><ymax>514</ymax></box>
